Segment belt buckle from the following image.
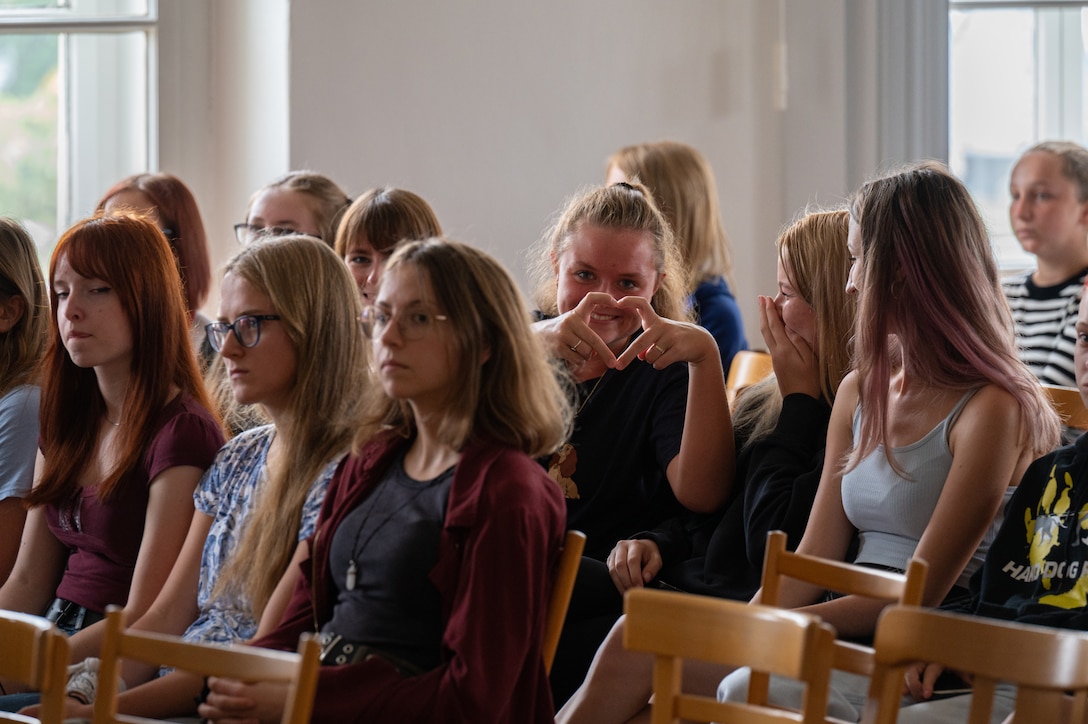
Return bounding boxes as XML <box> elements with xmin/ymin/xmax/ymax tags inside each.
<box><xmin>317</xmin><ymin>632</ymin><xmax>343</xmax><ymax>661</ymax></box>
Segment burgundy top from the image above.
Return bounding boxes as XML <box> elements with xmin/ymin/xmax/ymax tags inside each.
<box><xmin>47</xmin><ymin>394</ymin><xmax>224</xmax><ymax>612</ymax></box>
<box><xmin>254</xmin><ymin>431</ymin><xmax>566</xmax><ymax>723</ymax></box>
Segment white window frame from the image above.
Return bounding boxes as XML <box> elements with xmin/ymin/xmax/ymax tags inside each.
<box><xmin>0</xmin><ymin>0</ymin><xmax>157</xmax><ymax>239</ymax></box>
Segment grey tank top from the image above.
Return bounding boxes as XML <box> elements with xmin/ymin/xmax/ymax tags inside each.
<box><xmin>841</xmin><ymin>388</ymin><xmax>1010</xmax><ymax>589</ymax></box>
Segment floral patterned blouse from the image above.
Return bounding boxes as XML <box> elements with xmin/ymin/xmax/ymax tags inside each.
<box><xmin>184</xmin><ymin>425</ymin><xmax>339</xmax><ymax>645</ymax></box>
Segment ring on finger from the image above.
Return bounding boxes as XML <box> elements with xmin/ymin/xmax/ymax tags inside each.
<box><xmin>652</xmin><ymin>343</ymin><xmax>666</xmax><ymax>355</ymax></box>
<box><xmin>570</xmin><ymin>339</ymin><xmax>583</xmax><ymax>353</ymax></box>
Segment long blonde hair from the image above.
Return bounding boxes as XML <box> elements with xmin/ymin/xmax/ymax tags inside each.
<box><xmin>357</xmin><ymin>238</ymin><xmax>572</xmax><ymax>457</ymax></box>
<box><xmin>212</xmin><ymin>235</ymin><xmax>366</xmax><ymax>615</ymax></box>
<box><xmin>607</xmin><ymin>141</ymin><xmax>735</xmax><ymax>290</ymax></box>
<box><xmin>732</xmin><ymin>209</ymin><xmax>855</xmax><ymax>446</ymax></box>
<box><xmin>0</xmin><ymin>218</ymin><xmax>48</xmax><ymax>398</ymax></box>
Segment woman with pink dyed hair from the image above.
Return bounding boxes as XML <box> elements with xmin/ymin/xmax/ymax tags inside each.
<box><xmin>711</xmin><ymin>162</ymin><xmax>1064</xmax><ymax>721</ymax></box>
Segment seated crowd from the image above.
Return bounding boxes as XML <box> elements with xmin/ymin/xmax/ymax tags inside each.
<box><xmin>0</xmin><ymin>139</ymin><xmax>1086</xmax><ymax>724</ymax></box>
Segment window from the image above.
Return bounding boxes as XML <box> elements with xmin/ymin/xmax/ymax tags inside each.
<box><xmin>949</xmin><ymin>1</ymin><xmax>1088</xmax><ymax>270</ymax></box>
<box><xmin>0</xmin><ymin>0</ymin><xmax>155</xmax><ymax>268</ymax></box>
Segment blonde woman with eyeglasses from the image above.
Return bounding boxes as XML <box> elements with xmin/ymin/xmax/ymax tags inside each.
<box><xmin>29</xmin><ymin>234</ymin><xmax>367</xmax><ymax>721</ymax></box>
<box><xmin>0</xmin><ymin>218</ymin><xmax>49</xmax><ymax>585</ymax></box>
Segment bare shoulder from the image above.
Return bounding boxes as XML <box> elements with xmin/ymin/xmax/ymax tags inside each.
<box><xmin>829</xmin><ymin>371</ymin><xmax>860</xmax><ymax>418</ymax></box>
<box><xmin>952</xmin><ymin>383</ymin><xmax>1023</xmax><ymax>441</ymax></box>
<box><xmin>963</xmin><ymin>383</ymin><xmax>1021</xmax><ymax>418</ymax></box>
<box><xmin>838</xmin><ymin>370</ymin><xmax>861</xmax><ymax>399</ymax></box>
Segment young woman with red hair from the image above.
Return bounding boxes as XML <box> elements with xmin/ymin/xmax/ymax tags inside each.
<box><xmin>0</xmin><ymin>213</ymin><xmax>224</xmax><ymax>703</ymax></box>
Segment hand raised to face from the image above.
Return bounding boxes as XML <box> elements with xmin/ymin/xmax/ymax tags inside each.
<box><xmin>759</xmin><ymin>295</ymin><xmax>820</xmax><ymax>399</ymax></box>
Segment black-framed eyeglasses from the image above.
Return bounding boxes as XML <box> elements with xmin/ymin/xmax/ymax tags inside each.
<box><xmin>205</xmin><ymin>315</ymin><xmax>282</xmax><ymax>352</ymax></box>
<box><xmin>233</xmin><ymin>223</ymin><xmax>312</xmax><ymax>245</ymax></box>
<box><xmin>361</xmin><ymin>305</ymin><xmax>448</xmax><ymax>341</ymax></box>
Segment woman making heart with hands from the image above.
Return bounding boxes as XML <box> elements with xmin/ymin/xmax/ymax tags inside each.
<box><xmin>531</xmin><ymin>182</ymin><xmax>734</xmax><ymax>558</ymax></box>
<box><xmin>530</xmin><ymin>182</ymin><xmax>735</xmax><ymax>703</ymax></box>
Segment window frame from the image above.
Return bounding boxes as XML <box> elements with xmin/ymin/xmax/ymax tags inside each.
<box><xmin>0</xmin><ymin>0</ymin><xmax>157</xmax><ymax>243</ymax></box>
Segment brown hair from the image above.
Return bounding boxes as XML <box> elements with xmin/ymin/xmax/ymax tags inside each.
<box><xmin>357</xmin><ymin>238</ymin><xmax>572</xmax><ymax>457</ymax></box>
<box><xmin>97</xmin><ymin>173</ymin><xmax>212</xmax><ymax>314</ymax></box>
<box><xmin>334</xmin><ymin>187</ymin><xmax>442</xmax><ymax>257</ymax></box>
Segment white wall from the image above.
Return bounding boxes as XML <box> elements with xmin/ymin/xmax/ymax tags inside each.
<box><xmin>158</xmin><ymin>0</ymin><xmax>290</xmax><ymax>300</ymax></box>
<box><xmin>162</xmin><ymin>0</ymin><xmax>886</xmax><ymax>341</ymax></box>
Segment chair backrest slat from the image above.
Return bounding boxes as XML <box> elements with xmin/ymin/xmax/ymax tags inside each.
<box><xmin>92</xmin><ymin>606</ymin><xmax>320</xmax><ymax>724</ymax></box>
<box><xmin>0</xmin><ymin>610</ymin><xmax>68</xmax><ymax>724</ymax></box>
<box><xmin>625</xmin><ymin>587</ymin><xmax>836</xmax><ymax>724</ymax></box>
<box><xmin>543</xmin><ymin>529</ymin><xmax>586</xmax><ymax>674</ymax></box>
<box><xmin>751</xmin><ymin>531</ymin><xmax>928</xmax><ymax>723</ymax></box>
<box><xmin>863</xmin><ymin>606</ymin><xmax>1088</xmax><ymax>724</ymax></box>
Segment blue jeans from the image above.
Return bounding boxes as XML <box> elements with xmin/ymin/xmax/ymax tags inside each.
<box><xmin>0</xmin><ymin>692</ymin><xmax>41</xmax><ymax>712</ymax></box>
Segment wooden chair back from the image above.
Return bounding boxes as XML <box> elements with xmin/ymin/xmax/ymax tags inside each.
<box><xmin>1042</xmin><ymin>384</ymin><xmax>1088</xmax><ymax>430</ymax></box>
<box><xmin>543</xmin><ymin>529</ymin><xmax>586</xmax><ymax>674</ymax></box>
<box><xmin>0</xmin><ymin>611</ymin><xmax>68</xmax><ymax>724</ymax></box>
<box><xmin>91</xmin><ymin>606</ymin><xmax>320</xmax><ymax>724</ymax></box>
<box><xmin>751</xmin><ymin>531</ymin><xmax>928</xmax><ymax>720</ymax></box>
<box><xmin>726</xmin><ymin>350</ymin><xmax>774</xmax><ymax>407</ymax></box>
<box><xmin>863</xmin><ymin>605</ymin><xmax>1088</xmax><ymax>724</ymax></box>
<box><xmin>624</xmin><ymin>587</ymin><xmax>836</xmax><ymax>724</ymax></box>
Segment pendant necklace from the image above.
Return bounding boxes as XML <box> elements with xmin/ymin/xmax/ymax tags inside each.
<box><xmin>344</xmin><ymin>473</ymin><xmax>438</xmax><ymax>592</ymax></box>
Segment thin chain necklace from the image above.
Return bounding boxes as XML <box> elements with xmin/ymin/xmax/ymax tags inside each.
<box><xmin>576</xmin><ymin>370</ymin><xmax>609</xmax><ymax>417</ymax></box>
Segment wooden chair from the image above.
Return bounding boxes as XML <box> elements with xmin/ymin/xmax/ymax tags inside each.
<box><xmin>624</xmin><ymin>587</ymin><xmax>836</xmax><ymax>724</ymax></box>
<box><xmin>0</xmin><ymin>611</ymin><xmax>68</xmax><ymax>724</ymax></box>
<box><xmin>542</xmin><ymin>529</ymin><xmax>586</xmax><ymax>674</ymax></box>
<box><xmin>751</xmin><ymin>531</ymin><xmax>928</xmax><ymax>721</ymax></box>
<box><xmin>1042</xmin><ymin>383</ymin><xmax>1088</xmax><ymax>430</ymax></box>
<box><xmin>92</xmin><ymin>606</ymin><xmax>320</xmax><ymax>724</ymax></box>
<box><xmin>863</xmin><ymin>605</ymin><xmax>1088</xmax><ymax>724</ymax></box>
<box><xmin>726</xmin><ymin>350</ymin><xmax>774</xmax><ymax>407</ymax></box>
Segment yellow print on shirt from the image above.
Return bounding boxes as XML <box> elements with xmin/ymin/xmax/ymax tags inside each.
<box><xmin>1023</xmin><ymin>464</ymin><xmax>1088</xmax><ymax>608</ymax></box>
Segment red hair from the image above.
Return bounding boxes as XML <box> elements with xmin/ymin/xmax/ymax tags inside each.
<box><xmin>31</xmin><ymin>213</ymin><xmax>219</xmax><ymax>506</ymax></box>
<box><xmin>97</xmin><ymin>173</ymin><xmax>212</xmax><ymax>313</ymax></box>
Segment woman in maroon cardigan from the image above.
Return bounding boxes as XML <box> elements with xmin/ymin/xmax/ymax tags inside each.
<box><xmin>200</xmin><ymin>238</ymin><xmax>573</xmax><ymax>723</ymax></box>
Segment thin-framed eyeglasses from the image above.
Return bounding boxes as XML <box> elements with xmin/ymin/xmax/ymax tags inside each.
<box><xmin>233</xmin><ymin>223</ymin><xmax>311</xmax><ymax>245</ymax></box>
<box><xmin>205</xmin><ymin>314</ymin><xmax>282</xmax><ymax>352</ymax></box>
<box><xmin>361</xmin><ymin>305</ymin><xmax>448</xmax><ymax>341</ymax></box>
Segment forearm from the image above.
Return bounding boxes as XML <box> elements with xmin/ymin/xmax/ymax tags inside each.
<box><xmin>110</xmin><ymin>669</ymin><xmax>205</xmax><ymax>719</ymax></box>
<box><xmin>670</xmin><ymin>358</ymin><xmax>734</xmax><ymax>512</ymax></box>
<box><xmin>66</xmin><ymin>619</ymin><xmax>105</xmax><ymax>662</ymax></box>
<box><xmin>0</xmin><ymin>574</ymin><xmax>55</xmax><ymax>618</ymax></box>
<box><xmin>0</xmin><ymin>500</ymin><xmax>26</xmax><ymax>583</ymax></box>
<box><xmin>0</xmin><ymin>508</ymin><xmax>68</xmax><ymax>617</ymax></box>
<box><xmin>796</xmin><ymin>593</ymin><xmax>891</xmax><ymax>639</ymax></box>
